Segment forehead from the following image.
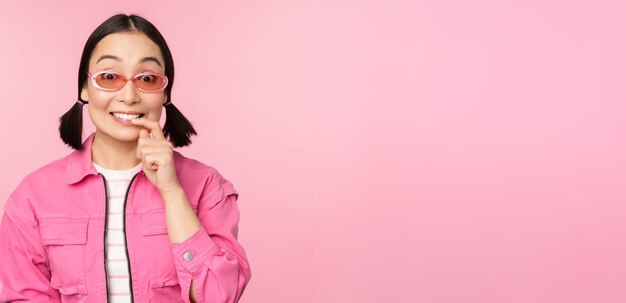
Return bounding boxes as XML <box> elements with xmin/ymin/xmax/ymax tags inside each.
<box><xmin>90</xmin><ymin>32</ymin><xmax>164</xmax><ymax>71</ymax></box>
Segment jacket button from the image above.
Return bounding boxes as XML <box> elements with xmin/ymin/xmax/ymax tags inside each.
<box><xmin>183</xmin><ymin>252</ymin><xmax>193</xmax><ymax>262</ymax></box>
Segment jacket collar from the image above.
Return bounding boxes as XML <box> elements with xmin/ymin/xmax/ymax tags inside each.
<box><xmin>65</xmin><ymin>131</ymin><xmax>101</xmax><ymax>184</ymax></box>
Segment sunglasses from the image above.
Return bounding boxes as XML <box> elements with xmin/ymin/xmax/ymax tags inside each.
<box><xmin>86</xmin><ymin>69</ymin><xmax>168</xmax><ymax>93</ymax></box>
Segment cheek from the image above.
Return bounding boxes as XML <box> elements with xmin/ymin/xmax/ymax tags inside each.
<box><xmin>147</xmin><ymin>106</ymin><xmax>163</xmax><ymax>121</ymax></box>
<box><xmin>87</xmin><ymin>105</ymin><xmax>109</xmax><ymax>122</ymax></box>
<box><xmin>145</xmin><ymin>96</ymin><xmax>166</xmax><ymax>118</ymax></box>
<box><xmin>86</xmin><ymin>89</ymin><xmax>112</xmax><ymax>107</ymax></box>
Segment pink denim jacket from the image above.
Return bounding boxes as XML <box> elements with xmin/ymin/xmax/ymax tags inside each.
<box><xmin>0</xmin><ymin>132</ymin><xmax>252</xmax><ymax>302</ymax></box>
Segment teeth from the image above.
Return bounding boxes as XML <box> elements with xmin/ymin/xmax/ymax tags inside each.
<box><xmin>112</xmin><ymin>112</ymin><xmax>141</xmax><ymax>120</ymax></box>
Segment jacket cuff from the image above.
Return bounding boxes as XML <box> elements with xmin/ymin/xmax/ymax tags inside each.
<box><xmin>170</xmin><ymin>225</ymin><xmax>220</xmax><ymax>275</ymax></box>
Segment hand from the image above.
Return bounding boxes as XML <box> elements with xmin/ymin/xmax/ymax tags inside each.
<box><xmin>131</xmin><ymin>117</ymin><xmax>181</xmax><ymax>193</ymax></box>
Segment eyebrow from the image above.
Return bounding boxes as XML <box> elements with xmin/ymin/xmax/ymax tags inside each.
<box><xmin>96</xmin><ymin>54</ymin><xmax>163</xmax><ymax>67</ymax></box>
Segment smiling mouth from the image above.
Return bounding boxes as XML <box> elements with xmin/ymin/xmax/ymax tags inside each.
<box><xmin>110</xmin><ymin>112</ymin><xmax>145</xmax><ymax>120</ymax></box>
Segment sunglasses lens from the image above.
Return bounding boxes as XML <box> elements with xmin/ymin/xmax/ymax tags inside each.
<box><xmin>135</xmin><ymin>74</ymin><xmax>167</xmax><ymax>91</ymax></box>
<box><xmin>94</xmin><ymin>72</ymin><xmax>125</xmax><ymax>90</ymax></box>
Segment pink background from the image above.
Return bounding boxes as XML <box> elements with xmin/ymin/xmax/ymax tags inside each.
<box><xmin>1</xmin><ymin>1</ymin><xmax>625</xmax><ymax>302</ymax></box>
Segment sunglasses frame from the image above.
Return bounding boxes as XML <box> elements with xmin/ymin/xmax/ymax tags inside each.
<box><xmin>85</xmin><ymin>69</ymin><xmax>169</xmax><ymax>93</ymax></box>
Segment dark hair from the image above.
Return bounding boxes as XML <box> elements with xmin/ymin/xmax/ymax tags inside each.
<box><xmin>59</xmin><ymin>13</ymin><xmax>197</xmax><ymax>150</ymax></box>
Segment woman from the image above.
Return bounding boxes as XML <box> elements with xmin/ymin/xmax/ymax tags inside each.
<box><xmin>0</xmin><ymin>13</ymin><xmax>251</xmax><ymax>302</ymax></box>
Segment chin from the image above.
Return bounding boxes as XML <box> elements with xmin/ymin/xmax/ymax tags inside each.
<box><xmin>116</xmin><ymin>132</ymin><xmax>141</xmax><ymax>141</ymax></box>
<box><xmin>100</xmin><ymin>125</ymin><xmax>141</xmax><ymax>142</ymax></box>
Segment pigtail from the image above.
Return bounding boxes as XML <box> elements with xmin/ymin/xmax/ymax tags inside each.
<box><xmin>58</xmin><ymin>100</ymin><xmax>87</xmax><ymax>150</ymax></box>
<box><xmin>162</xmin><ymin>100</ymin><xmax>197</xmax><ymax>147</ymax></box>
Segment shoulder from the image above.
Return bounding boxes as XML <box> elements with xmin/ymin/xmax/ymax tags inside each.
<box><xmin>3</xmin><ymin>154</ymin><xmax>71</xmax><ymax>226</ymax></box>
<box><xmin>172</xmin><ymin>150</ymin><xmax>223</xmax><ymax>179</ymax></box>
<box><xmin>172</xmin><ymin>150</ymin><xmax>239</xmax><ymax>206</ymax></box>
<box><xmin>11</xmin><ymin>154</ymin><xmax>71</xmax><ymax>198</ymax></box>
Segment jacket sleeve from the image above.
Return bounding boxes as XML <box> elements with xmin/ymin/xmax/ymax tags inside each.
<box><xmin>0</xmin><ymin>195</ymin><xmax>61</xmax><ymax>302</ymax></box>
<box><xmin>169</xmin><ymin>173</ymin><xmax>252</xmax><ymax>303</ymax></box>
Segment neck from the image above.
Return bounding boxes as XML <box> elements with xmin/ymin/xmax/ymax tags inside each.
<box><xmin>91</xmin><ymin>130</ymin><xmax>141</xmax><ymax>170</ymax></box>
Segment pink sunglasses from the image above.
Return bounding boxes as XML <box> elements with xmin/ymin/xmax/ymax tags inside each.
<box><xmin>86</xmin><ymin>69</ymin><xmax>168</xmax><ymax>93</ymax></box>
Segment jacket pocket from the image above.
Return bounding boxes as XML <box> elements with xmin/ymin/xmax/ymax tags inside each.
<box><xmin>139</xmin><ymin>207</ymin><xmax>169</xmax><ymax>236</ymax></box>
<box><xmin>37</xmin><ymin>213</ymin><xmax>89</xmax><ymax>295</ymax></box>
<box><xmin>149</xmin><ymin>278</ymin><xmax>184</xmax><ymax>302</ymax></box>
<box><xmin>138</xmin><ymin>207</ymin><xmax>179</xmax><ymax>281</ymax></box>
<box><xmin>137</xmin><ymin>203</ymin><xmax>198</xmax><ymax>236</ymax></box>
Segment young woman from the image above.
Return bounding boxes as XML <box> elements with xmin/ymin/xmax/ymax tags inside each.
<box><xmin>0</xmin><ymin>13</ymin><xmax>251</xmax><ymax>302</ymax></box>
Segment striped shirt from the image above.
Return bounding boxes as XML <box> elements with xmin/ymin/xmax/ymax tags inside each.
<box><xmin>93</xmin><ymin>162</ymin><xmax>143</xmax><ymax>303</ymax></box>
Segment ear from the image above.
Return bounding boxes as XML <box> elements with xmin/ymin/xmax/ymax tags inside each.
<box><xmin>80</xmin><ymin>83</ymin><xmax>89</xmax><ymax>102</ymax></box>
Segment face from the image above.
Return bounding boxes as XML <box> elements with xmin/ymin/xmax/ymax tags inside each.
<box><xmin>81</xmin><ymin>32</ymin><xmax>168</xmax><ymax>143</ymax></box>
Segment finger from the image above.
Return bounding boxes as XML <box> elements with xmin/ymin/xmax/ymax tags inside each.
<box><xmin>137</xmin><ymin>129</ymin><xmax>150</xmax><ymax>159</ymax></box>
<box><xmin>143</xmin><ymin>153</ymin><xmax>161</xmax><ymax>170</ymax></box>
<box><xmin>131</xmin><ymin>117</ymin><xmax>166</xmax><ymax>140</ymax></box>
<box><xmin>139</xmin><ymin>146</ymin><xmax>171</xmax><ymax>157</ymax></box>
<box><xmin>139</xmin><ymin>128</ymin><xmax>150</xmax><ymax>138</ymax></box>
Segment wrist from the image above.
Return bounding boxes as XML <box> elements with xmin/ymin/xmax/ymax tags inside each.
<box><xmin>159</xmin><ymin>182</ymin><xmax>183</xmax><ymax>196</ymax></box>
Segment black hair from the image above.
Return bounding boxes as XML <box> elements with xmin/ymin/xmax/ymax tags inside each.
<box><xmin>59</xmin><ymin>13</ymin><xmax>197</xmax><ymax>150</ymax></box>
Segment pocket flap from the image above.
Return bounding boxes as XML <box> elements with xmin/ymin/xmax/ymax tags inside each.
<box><xmin>139</xmin><ymin>209</ymin><xmax>169</xmax><ymax>236</ymax></box>
<box><xmin>38</xmin><ymin>215</ymin><xmax>89</xmax><ymax>245</ymax></box>
<box><xmin>150</xmin><ymin>277</ymin><xmax>180</xmax><ymax>288</ymax></box>
<box><xmin>56</xmin><ymin>284</ymin><xmax>88</xmax><ymax>295</ymax></box>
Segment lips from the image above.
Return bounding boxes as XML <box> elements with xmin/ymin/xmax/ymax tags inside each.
<box><xmin>110</xmin><ymin>112</ymin><xmax>145</xmax><ymax>120</ymax></box>
<box><xmin>110</xmin><ymin>111</ymin><xmax>144</xmax><ymax>115</ymax></box>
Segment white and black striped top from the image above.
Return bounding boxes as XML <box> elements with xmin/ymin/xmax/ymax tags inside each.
<box><xmin>93</xmin><ymin>162</ymin><xmax>143</xmax><ymax>303</ymax></box>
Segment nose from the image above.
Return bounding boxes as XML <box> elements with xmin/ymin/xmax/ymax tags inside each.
<box><xmin>118</xmin><ymin>78</ymin><xmax>140</xmax><ymax>103</ymax></box>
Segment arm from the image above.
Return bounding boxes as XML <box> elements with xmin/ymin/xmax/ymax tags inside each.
<box><xmin>160</xmin><ymin>174</ymin><xmax>252</xmax><ymax>303</ymax></box>
<box><xmin>0</xmin><ymin>196</ymin><xmax>61</xmax><ymax>302</ymax></box>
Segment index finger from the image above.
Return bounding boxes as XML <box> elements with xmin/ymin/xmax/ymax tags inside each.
<box><xmin>131</xmin><ymin>117</ymin><xmax>166</xmax><ymax>140</ymax></box>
